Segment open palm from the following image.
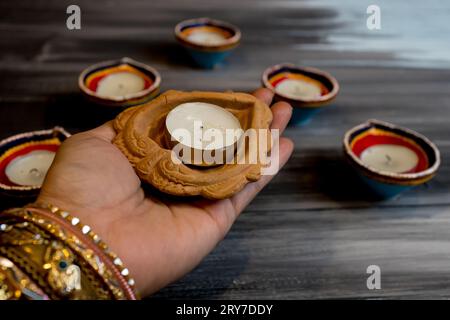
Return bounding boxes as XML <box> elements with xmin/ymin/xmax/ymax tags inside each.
<box><xmin>37</xmin><ymin>89</ymin><xmax>293</xmax><ymax>296</ymax></box>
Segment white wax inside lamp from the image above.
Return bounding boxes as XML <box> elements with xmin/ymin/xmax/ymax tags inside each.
<box><xmin>275</xmin><ymin>79</ymin><xmax>322</xmax><ymax>100</ymax></box>
<box><xmin>187</xmin><ymin>31</ymin><xmax>228</xmax><ymax>45</ymax></box>
<box><xmin>96</xmin><ymin>71</ymin><xmax>145</xmax><ymax>97</ymax></box>
<box><xmin>5</xmin><ymin>150</ymin><xmax>56</xmax><ymax>186</ymax></box>
<box><xmin>360</xmin><ymin>144</ymin><xmax>419</xmax><ymax>173</ymax></box>
<box><xmin>165</xmin><ymin>102</ymin><xmax>242</xmax><ymax>165</ymax></box>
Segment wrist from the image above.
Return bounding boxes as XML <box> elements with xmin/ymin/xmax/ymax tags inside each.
<box><xmin>34</xmin><ymin>195</ymin><xmax>154</xmax><ymax>296</ymax></box>
<box><xmin>17</xmin><ymin>202</ymin><xmax>139</xmax><ymax>299</ymax></box>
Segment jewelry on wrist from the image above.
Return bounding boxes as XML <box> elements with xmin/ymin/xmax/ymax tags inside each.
<box><xmin>0</xmin><ymin>202</ymin><xmax>139</xmax><ymax>300</ymax></box>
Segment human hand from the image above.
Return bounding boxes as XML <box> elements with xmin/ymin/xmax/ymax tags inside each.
<box><xmin>37</xmin><ymin>88</ymin><xmax>294</xmax><ymax>296</ymax></box>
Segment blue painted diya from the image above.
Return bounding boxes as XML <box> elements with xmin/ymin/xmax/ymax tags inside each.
<box><xmin>0</xmin><ymin>127</ymin><xmax>70</xmax><ymax>196</ymax></box>
<box><xmin>79</xmin><ymin>57</ymin><xmax>161</xmax><ymax>107</ymax></box>
<box><xmin>262</xmin><ymin>63</ymin><xmax>339</xmax><ymax>125</ymax></box>
<box><xmin>174</xmin><ymin>18</ymin><xmax>241</xmax><ymax>69</ymax></box>
<box><xmin>343</xmin><ymin>119</ymin><xmax>440</xmax><ymax>199</ymax></box>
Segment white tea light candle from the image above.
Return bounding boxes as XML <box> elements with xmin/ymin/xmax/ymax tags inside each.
<box><xmin>187</xmin><ymin>31</ymin><xmax>227</xmax><ymax>45</ymax></box>
<box><xmin>165</xmin><ymin>102</ymin><xmax>242</xmax><ymax>165</ymax></box>
<box><xmin>275</xmin><ymin>79</ymin><xmax>322</xmax><ymax>100</ymax></box>
<box><xmin>96</xmin><ymin>71</ymin><xmax>146</xmax><ymax>97</ymax></box>
<box><xmin>360</xmin><ymin>144</ymin><xmax>419</xmax><ymax>173</ymax></box>
<box><xmin>5</xmin><ymin>150</ymin><xmax>56</xmax><ymax>186</ymax></box>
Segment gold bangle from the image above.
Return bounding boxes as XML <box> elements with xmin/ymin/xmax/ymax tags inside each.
<box><xmin>0</xmin><ymin>203</ymin><xmax>139</xmax><ymax>300</ymax></box>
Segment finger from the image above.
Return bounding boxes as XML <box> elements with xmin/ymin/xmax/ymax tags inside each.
<box><xmin>252</xmin><ymin>88</ymin><xmax>274</xmax><ymax>106</ymax></box>
<box><xmin>270</xmin><ymin>101</ymin><xmax>292</xmax><ymax>134</ymax></box>
<box><xmin>231</xmin><ymin>137</ymin><xmax>294</xmax><ymax>214</ymax></box>
<box><xmin>87</xmin><ymin>121</ymin><xmax>116</xmax><ymax>142</ymax></box>
<box><xmin>253</xmin><ymin>87</ymin><xmax>292</xmax><ymax>135</ymax></box>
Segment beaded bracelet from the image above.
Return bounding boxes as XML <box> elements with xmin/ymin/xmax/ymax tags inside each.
<box><xmin>0</xmin><ymin>203</ymin><xmax>139</xmax><ymax>300</ymax></box>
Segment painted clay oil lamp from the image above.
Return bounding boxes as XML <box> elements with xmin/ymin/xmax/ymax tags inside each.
<box><xmin>343</xmin><ymin>119</ymin><xmax>440</xmax><ymax>198</ymax></box>
<box><xmin>262</xmin><ymin>63</ymin><xmax>339</xmax><ymax>125</ymax></box>
<box><xmin>175</xmin><ymin>18</ymin><xmax>241</xmax><ymax>69</ymax></box>
<box><xmin>113</xmin><ymin>90</ymin><xmax>272</xmax><ymax>199</ymax></box>
<box><xmin>0</xmin><ymin>127</ymin><xmax>70</xmax><ymax>196</ymax></box>
<box><xmin>79</xmin><ymin>57</ymin><xmax>161</xmax><ymax>107</ymax></box>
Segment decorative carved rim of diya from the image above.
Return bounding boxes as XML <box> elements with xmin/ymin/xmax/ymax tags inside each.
<box><xmin>78</xmin><ymin>57</ymin><xmax>162</xmax><ymax>107</ymax></box>
<box><xmin>0</xmin><ymin>127</ymin><xmax>70</xmax><ymax>195</ymax></box>
<box><xmin>112</xmin><ymin>90</ymin><xmax>273</xmax><ymax>200</ymax></box>
<box><xmin>343</xmin><ymin>119</ymin><xmax>441</xmax><ymax>186</ymax></box>
<box><xmin>262</xmin><ymin>63</ymin><xmax>339</xmax><ymax>107</ymax></box>
<box><xmin>174</xmin><ymin>17</ymin><xmax>241</xmax><ymax>52</ymax></box>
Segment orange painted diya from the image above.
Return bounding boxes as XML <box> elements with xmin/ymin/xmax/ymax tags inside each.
<box><xmin>175</xmin><ymin>18</ymin><xmax>241</xmax><ymax>69</ymax></box>
<box><xmin>262</xmin><ymin>63</ymin><xmax>339</xmax><ymax>125</ymax></box>
<box><xmin>79</xmin><ymin>57</ymin><xmax>161</xmax><ymax>107</ymax></box>
<box><xmin>0</xmin><ymin>127</ymin><xmax>70</xmax><ymax>196</ymax></box>
<box><xmin>344</xmin><ymin>119</ymin><xmax>440</xmax><ymax>198</ymax></box>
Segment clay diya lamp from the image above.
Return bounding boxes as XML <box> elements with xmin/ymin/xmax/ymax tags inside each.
<box><xmin>262</xmin><ymin>63</ymin><xmax>339</xmax><ymax>125</ymax></box>
<box><xmin>113</xmin><ymin>90</ymin><xmax>273</xmax><ymax>199</ymax></box>
<box><xmin>174</xmin><ymin>18</ymin><xmax>241</xmax><ymax>69</ymax></box>
<box><xmin>79</xmin><ymin>57</ymin><xmax>161</xmax><ymax>107</ymax></box>
<box><xmin>0</xmin><ymin>127</ymin><xmax>70</xmax><ymax>196</ymax></box>
<box><xmin>343</xmin><ymin>119</ymin><xmax>440</xmax><ymax>198</ymax></box>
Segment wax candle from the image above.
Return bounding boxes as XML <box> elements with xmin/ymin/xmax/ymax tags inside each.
<box><xmin>96</xmin><ymin>71</ymin><xmax>146</xmax><ymax>97</ymax></box>
<box><xmin>5</xmin><ymin>150</ymin><xmax>56</xmax><ymax>186</ymax></box>
<box><xmin>360</xmin><ymin>144</ymin><xmax>419</xmax><ymax>173</ymax></box>
<box><xmin>187</xmin><ymin>31</ymin><xmax>227</xmax><ymax>46</ymax></box>
<box><xmin>165</xmin><ymin>102</ymin><xmax>242</xmax><ymax>165</ymax></box>
<box><xmin>275</xmin><ymin>79</ymin><xmax>323</xmax><ymax>100</ymax></box>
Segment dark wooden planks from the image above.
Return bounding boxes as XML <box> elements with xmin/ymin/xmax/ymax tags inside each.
<box><xmin>154</xmin><ymin>205</ymin><xmax>450</xmax><ymax>299</ymax></box>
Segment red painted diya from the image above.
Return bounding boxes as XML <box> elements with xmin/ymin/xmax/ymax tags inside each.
<box><xmin>262</xmin><ymin>63</ymin><xmax>339</xmax><ymax>125</ymax></box>
<box><xmin>0</xmin><ymin>127</ymin><xmax>70</xmax><ymax>196</ymax></box>
<box><xmin>79</xmin><ymin>57</ymin><xmax>161</xmax><ymax>107</ymax></box>
<box><xmin>344</xmin><ymin>119</ymin><xmax>440</xmax><ymax>198</ymax></box>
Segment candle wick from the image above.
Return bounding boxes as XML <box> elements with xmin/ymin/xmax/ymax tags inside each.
<box><xmin>29</xmin><ymin>168</ymin><xmax>42</xmax><ymax>177</ymax></box>
<box><xmin>385</xmin><ymin>154</ymin><xmax>392</xmax><ymax>163</ymax></box>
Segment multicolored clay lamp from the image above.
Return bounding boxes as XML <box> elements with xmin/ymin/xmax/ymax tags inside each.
<box><xmin>262</xmin><ymin>63</ymin><xmax>339</xmax><ymax>125</ymax></box>
<box><xmin>79</xmin><ymin>57</ymin><xmax>161</xmax><ymax>107</ymax></box>
<box><xmin>0</xmin><ymin>127</ymin><xmax>70</xmax><ymax>196</ymax></box>
<box><xmin>343</xmin><ymin>119</ymin><xmax>440</xmax><ymax>198</ymax></box>
<box><xmin>175</xmin><ymin>18</ymin><xmax>241</xmax><ymax>69</ymax></box>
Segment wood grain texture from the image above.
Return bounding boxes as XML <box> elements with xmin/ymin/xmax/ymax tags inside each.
<box><xmin>0</xmin><ymin>0</ymin><xmax>449</xmax><ymax>299</ymax></box>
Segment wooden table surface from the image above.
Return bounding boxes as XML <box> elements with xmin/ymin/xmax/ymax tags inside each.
<box><xmin>1</xmin><ymin>0</ymin><xmax>450</xmax><ymax>299</ymax></box>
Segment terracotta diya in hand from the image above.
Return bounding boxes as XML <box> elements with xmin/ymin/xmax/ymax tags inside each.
<box><xmin>0</xmin><ymin>127</ymin><xmax>70</xmax><ymax>196</ymax></box>
<box><xmin>113</xmin><ymin>90</ymin><xmax>273</xmax><ymax>199</ymax></box>
<box><xmin>262</xmin><ymin>63</ymin><xmax>339</xmax><ymax>125</ymax></box>
<box><xmin>79</xmin><ymin>57</ymin><xmax>161</xmax><ymax>107</ymax></box>
<box><xmin>175</xmin><ymin>18</ymin><xmax>241</xmax><ymax>69</ymax></box>
<box><xmin>343</xmin><ymin>119</ymin><xmax>440</xmax><ymax>198</ymax></box>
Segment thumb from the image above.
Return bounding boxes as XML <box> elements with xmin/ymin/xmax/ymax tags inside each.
<box><xmin>86</xmin><ymin>121</ymin><xmax>116</xmax><ymax>142</ymax></box>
